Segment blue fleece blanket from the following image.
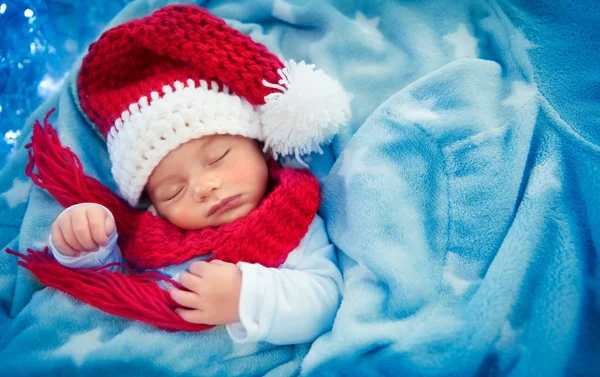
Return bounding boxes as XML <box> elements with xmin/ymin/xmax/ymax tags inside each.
<box><xmin>1</xmin><ymin>0</ymin><xmax>598</xmax><ymax>376</ymax></box>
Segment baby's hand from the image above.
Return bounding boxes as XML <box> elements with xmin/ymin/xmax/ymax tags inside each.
<box><xmin>169</xmin><ymin>260</ymin><xmax>242</xmax><ymax>325</ymax></box>
<box><xmin>51</xmin><ymin>203</ymin><xmax>115</xmax><ymax>257</ymax></box>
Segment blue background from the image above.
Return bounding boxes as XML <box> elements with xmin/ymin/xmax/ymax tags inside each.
<box><xmin>0</xmin><ymin>0</ymin><xmax>132</xmax><ymax>169</ymax></box>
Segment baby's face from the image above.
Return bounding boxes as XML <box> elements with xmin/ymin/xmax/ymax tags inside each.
<box><xmin>145</xmin><ymin>134</ymin><xmax>269</xmax><ymax>230</ymax></box>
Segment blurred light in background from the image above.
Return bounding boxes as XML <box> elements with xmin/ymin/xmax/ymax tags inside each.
<box><xmin>0</xmin><ymin>0</ymin><xmax>132</xmax><ymax>170</ymax></box>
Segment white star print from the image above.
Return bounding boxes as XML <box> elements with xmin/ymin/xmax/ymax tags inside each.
<box><xmin>526</xmin><ymin>158</ymin><xmax>561</xmax><ymax>198</ymax></box>
<box><xmin>443</xmin><ymin>24</ymin><xmax>479</xmax><ymax>59</ymax></box>
<box><xmin>494</xmin><ymin>321</ymin><xmax>524</xmax><ymax>371</ymax></box>
<box><xmin>494</xmin><ymin>321</ymin><xmax>523</xmax><ymax>352</ymax></box>
<box><xmin>443</xmin><ymin>271</ymin><xmax>473</xmax><ymax>295</ymax></box>
<box><xmin>52</xmin><ymin>329</ymin><xmax>105</xmax><ymax>366</ymax></box>
<box><xmin>336</xmin><ymin>147</ymin><xmax>370</xmax><ymax>188</ymax></box>
<box><xmin>443</xmin><ymin>252</ymin><xmax>481</xmax><ymax>295</ymax></box>
<box><xmin>512</xmin><ymin>29</ymin><xmax>538</xmax><ymax>51</ymax></box>
<box><xmin>354</xmin><ymin>11</ymin><xmax>383</xmax><ymax>39</ymax></box>
<box><xmin>503</xmin><ymin>81</ymin><xmax>538</xmax><ymax>108</ymax></box>
<box><xmin>479</xmin><ymin>16</ymin><xmax>537</xmax><ymax>51</ymax></box>
<box><xmin>272</xmin><ymin>0</ymin><xmax>296</xmax><ymax>24</ymax></box>
<box><xmin>395</xmin><ymin>98</ymin><xmax>439</xmax><ymax>122</ymax></box>
<box><xmin>1</xmin><ymin>178</ymin><xmax>32</xmax><ymax>208</ymax></box>
<box><xmin>354</xmin><ymin>11</ymin><xmax>385</xmax><ymax>51</ymax></box>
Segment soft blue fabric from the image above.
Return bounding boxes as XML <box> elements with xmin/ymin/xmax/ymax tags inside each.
<box><xmin>1</xmin><ymin>0</ymin><xmax>598</xmax><ymax>376</ymax></box>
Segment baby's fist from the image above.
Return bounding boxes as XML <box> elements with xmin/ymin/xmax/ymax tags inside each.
<box><xmin>51</xmin><ymin>203</ymin><xmax>115</xmax><ymax>257</ymax></box>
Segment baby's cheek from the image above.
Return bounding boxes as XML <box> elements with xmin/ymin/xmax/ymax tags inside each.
<box><xmin>229</xmin><ymin>163</ymin><xmax>250</xmax><ymax>178</ymax></box>
<box><xmin>232</xmin><ymin>159</ymin><xmax>267</xmax><ymax>186</ymax></box>
<box><xmin>166</xmin><ymin>202</ymin><xmax>212</xmax><ymax>230</ymax></box>
<box><xmin>165</xmin><ymin>204</ymin><xmax>190</xmax><ymax>224</ymax></box>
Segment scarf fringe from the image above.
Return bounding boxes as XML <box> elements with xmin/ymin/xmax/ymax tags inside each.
<box><xmin>25</xmin><ymin>108</ymin><xmax>138</xmax><ymax>234</ymax></box>
<box><xmin>6</xmin><ymin>247</ymin><xmax>213</xmax><ymax>332</ymax></box>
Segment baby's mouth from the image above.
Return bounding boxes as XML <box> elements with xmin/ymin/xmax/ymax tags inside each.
<box><xmin>208</xmin><ymin>195</ymin><xmax>242</xmax><ymax>217</ymax></box>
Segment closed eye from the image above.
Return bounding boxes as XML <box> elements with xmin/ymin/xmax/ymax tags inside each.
<box><xmin>165</xmin><ymin>187</ymin><xmax>184</xmax><ymax>201</ymax></box>
<box><xmin>210</xmin><ymin>149</ymin><xmax>230</xmax><ymax>165</ymax></box>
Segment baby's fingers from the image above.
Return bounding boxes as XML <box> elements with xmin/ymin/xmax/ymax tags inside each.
<box><xmin>51</xmin><ymin>221</ymin><xmax>79</xmax><ymax>257</ymax></box>
<box><xmin>169</xmin><ymin>287</ymin><xmax>202</xmax><ymax>309</ymax></box>
<box><xmin>71</xmin><ymin>209</ymin><xmax>98</xmax><ymax>251</ymax></box>
<box><xmin>86</xmin><ymin>205</ymin><xmax>112</xmax><ymax>247</ymax></box>
<box><xmin>174</xmin><ymin>308</ymin><xmax>208</xmax><ymax>325</ymax></box>
<box><xmin>58</xmin><ymin>213</ymin><xmax>86</xmax><ymax>252</ymax></box>
<box><xmin>105</xmin><ymin>215</ymin><xmax>115</xmax><ymax>236</ymax></box>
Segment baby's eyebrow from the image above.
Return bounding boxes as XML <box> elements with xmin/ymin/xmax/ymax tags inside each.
<box><xmin>198</xmin><ymin>137</ymin><xmax>218</xmax><ymax>152</ymax></box>
<box><xmin>192</xmin><ymin>138</ymin><xmax>223</xmax><ymax>162</ymax></box>
<box><xmin>149</xmin><ymin>137</ymin><xmax>220</xmax><ymax>191</ymax></box>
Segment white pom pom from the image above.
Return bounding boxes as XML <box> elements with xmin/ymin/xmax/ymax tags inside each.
<box><xmin>260</xmin><ymin>60</ymin><xmax>351</xmax><ymax>160</ymax></box>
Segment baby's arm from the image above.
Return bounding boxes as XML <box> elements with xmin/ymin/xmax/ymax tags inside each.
<box><xmin>226</xmin><ymin>215</ymin><xmax>343</xmax><ymax>345</ymax></box>
<box><xmin>49</xmin><ymin>203</ymin><xmax>126</xmax><ymax>269</ymax></box>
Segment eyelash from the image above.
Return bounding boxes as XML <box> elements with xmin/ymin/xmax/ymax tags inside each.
<box><xmin>165</xmin><ymin>187</ymin><xmax>183</xmax><ymax>201</ymax></box>
<box><xmin>163</xmin><ymin>149</ymin><xmax>230</xmax><ymax>201</ymax></box>
<box><xmin>210</xmin><ymin>149</ymin><xmax>230</xmax><ymax>165</ymax></box>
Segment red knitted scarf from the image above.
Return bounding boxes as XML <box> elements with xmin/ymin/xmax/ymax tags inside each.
<box><xmin>6</xmin><ymin>109</ymin><xmax>320</xmax><ymax>332</ymax></box>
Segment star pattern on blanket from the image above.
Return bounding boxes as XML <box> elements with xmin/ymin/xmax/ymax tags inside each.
<box><xmin>525</xmin><ymin>157</ymin><xmax>561</xmax><ymax>199</ymax></box>
<box><xmin>443</xmin><ymin>24</ymin><xmax>479</xmax><ymax>59</ymax></box>
<box><xmin>443</xmin><ymin>270</ymin><xmax>474</xmax><ymax>296</ymax></box>
<box><xmin>479</xmin><ymin>16</ymin><xmax>538</xmax><ymax>52</ymax></box>
<box><xmin>512</xmin><ymin>29</ymin><xmax>538</xmax><ymax>51</ymax></box>
<box><xmin>1</xmin><ymin>177</ymin><xmax>32</xmax><ymax>209</ymax></box>
<box><xmin>272</xmin><ymin>0</ymin><xmax>296</xmax><ymax>24</ymax></box>
<box><xmin>337</xmin><ymin>147</ymin><xmax>370</xmax><ymax>188</ymax></box>
<box><xmin>395</xmin><ymin>98</ymin><xmax>439</xmax><ymax>122</ymax></box>
<box><xmin>494</xmin><ymin>321</ymin><xmax>525</xmax><ymax>370</ymax></box>
<box><xmin>354</xmin><ymin>11</ymin><xmax>383</xmax><ymax>40</ymax></box>
<box><xmin>53</xmin><ymin>328</ymin><xmax>105</xmax><ymax>366</ymax></box>
<box><xmin>443</xmin><ymin>252</ymin><xmax>481</xmax><ymax>296</ymax></box>
<box><xmin>503</xmin><ymin>81</ymin><xmax>538</xmax><ymax>108</ymax></box>
<box><xmin>353</xmin><ymin>11</ymin><xmax>385</xmax><ymax>51</ymax></box>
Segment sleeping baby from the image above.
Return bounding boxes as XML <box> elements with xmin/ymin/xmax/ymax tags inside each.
<box><xmin>18</xmin><ymin>4</ymin><xmax>351</xmax><ymax>344</ymax></box>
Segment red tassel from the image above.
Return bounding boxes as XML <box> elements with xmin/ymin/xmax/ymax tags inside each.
<box><xmin>18</xmin><ymin>109</ymin><xmax>212</xmax><ymax>331</ymax></box>
<box><xmin>25</xmin><ymin>108</ymin><xmax>139</xmax><ymax>234</ymax></box>
<box><xmin>6</xmin><ymin>248</ymin><xmax>213</xmax><ymax>332</ymax></box>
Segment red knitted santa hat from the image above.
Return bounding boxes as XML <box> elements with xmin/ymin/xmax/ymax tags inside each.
<box><xmin>77</xmin><ymin>4</ymin><xmax>351</xmax><ymax>206</ymax></box>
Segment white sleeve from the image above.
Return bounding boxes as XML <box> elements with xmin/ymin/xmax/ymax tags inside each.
<box><xmin>226</xmin><ymin>215</ymin><xmax>342</xmax><ymax>345</ymax></box>
<box><xmin>48</xmin><ymin>203</ymin><xmax>125</xmax><ymax>270</ymax></box>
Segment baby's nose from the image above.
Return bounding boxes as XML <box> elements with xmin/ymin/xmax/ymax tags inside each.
<box><xmin>192</xmin><ymin>175</ymin><xmax>221</xmax><ymax>201</ymax></box>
